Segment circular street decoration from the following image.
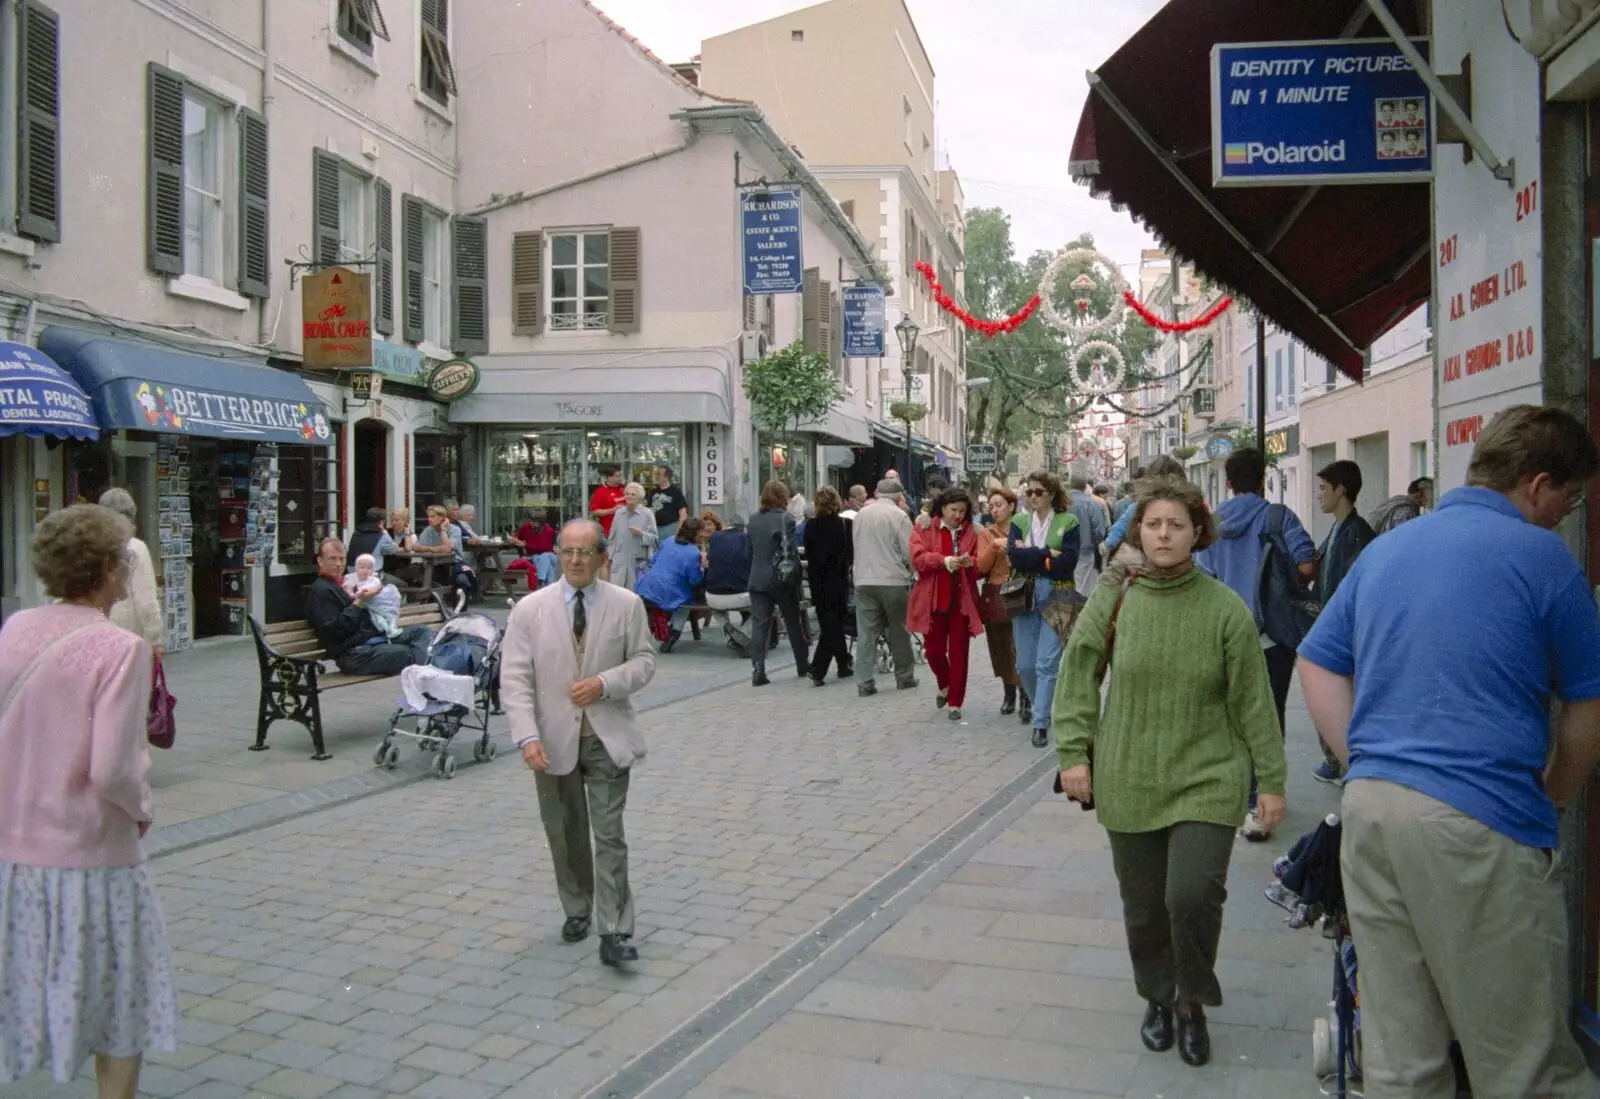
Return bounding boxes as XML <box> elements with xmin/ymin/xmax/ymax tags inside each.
<box><xmin>1069</xmin><ymin>340</ymin><xmax>1127</xmax><ymax>397</ymax></box>
<box><xmin>1037</xmin><ymin>246</ymin><xmax>1131</xmax><ymax>343</ymax></box>
<box><xmin>427</xmin><ymin>359</ymin><xmax>480</xmax><ymax>402</ymax></box>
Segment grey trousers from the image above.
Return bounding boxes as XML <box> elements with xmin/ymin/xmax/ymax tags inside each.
<box><xmin>1342</xmin><ymin>779</ymin><xmax>1597</xmax><ymax>1098</ymax></box>
<box><xmin>854</xmin><ymin>584</ymin><xmax>914</xmax><ymax>688</ymax></box>
<box><xmin>1106</xmin><ymin>822</ymin><xmax>1236</xmax><ymax>1007</ymax></box>
<box><xmin>533</xmin><ymin>734</ymin><xmax>634</xmax><ymax>937</ymax></box>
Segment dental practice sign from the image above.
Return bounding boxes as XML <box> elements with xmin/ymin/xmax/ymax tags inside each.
<box><xmin>1211</xmin><ymin>38</ymin><xmax>1433</xmax><ymax>186</ymax></box>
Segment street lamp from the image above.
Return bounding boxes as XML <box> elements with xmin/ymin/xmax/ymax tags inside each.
<box><xmin>894</xmin><ymin>313</ymin><xmax>921</xmax><ymax>481</ymax></box>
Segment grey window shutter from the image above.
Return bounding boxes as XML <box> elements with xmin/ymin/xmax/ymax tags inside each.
<box><xmin>17</xmin><ymin>0</ymin><xmax>61</xmax><ymax>243</ymax></box>
<box><xmin>237</xmin><ymin>107</ymin><xmax>269</xmax><ymax>298</ymax></box>
<box><xmin>607</xmin><ymin>227</ymin><xmax>640</xmax><ymax>334</ymax></box>
<box><xmin>451</xmin><ymin>214</ymin><xmax>487</xmax><ymax>355</ymax></box>
<box><xmin>312</xmin><ymin>149</ymin><xmax>341</xmax><ymax>266</ymax></box>
<box><xmin>511</xmin><ymin>230</ymin><xmax>543</xmax><ymax>336</ymax></box>
<box><xmin>146</xmin><ymin>63</ymin><xmax>185</xmax><ymax>275</ymax></box>
<box><xmin>818</xmin><ymin>279</ymin><xmax>833</xmax><ymax>364</ymax></box>
<box><xmin>802</xmin><ymin>267</ymin><xmax>820</xmax><ymax>353</ymax></box>
<box><xmin>743</xmin><ymin>294</ymin><xmax>756</xmax><ymax>330</ymax></box>
<box><xmin>401</xmin><ymin>194</ymin><xmax>423</xmax><ymax>342</ymax></box>
<box><xmin>373</xmin><ymin>179</ymin><xmax>394</xmax><ymax>335</ymax></box>
<box><xmin>830</xmin><ymin>286</ymin><xmax>844</xmax><ymax>381</ymax></box>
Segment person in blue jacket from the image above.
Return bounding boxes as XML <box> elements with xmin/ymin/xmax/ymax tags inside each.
<box><xmin>1007</xmin><ymin>468</ymin><xmax>1081</xmax><ymax>749</ymax></box>
<box><xmin>635</xmin><ymin>517</ymin><xmax>707</xmax><ymax>652</ymax></box>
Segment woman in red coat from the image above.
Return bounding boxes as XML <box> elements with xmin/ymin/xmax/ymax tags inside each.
<box><xmin>907</xmin><ymin>486</ymin><xmax>986</xmax><ymax>721</ymax></box>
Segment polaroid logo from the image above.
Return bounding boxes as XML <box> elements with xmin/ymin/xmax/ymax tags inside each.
<box><xmin>1234</xmin><ymin>139</ymin><xmax>1347</xmax><ymax>166</ymax></box>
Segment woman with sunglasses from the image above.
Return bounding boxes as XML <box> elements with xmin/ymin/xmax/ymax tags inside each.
<box><xmin>1006</xmin><ymin>469</ymin><xmax>1081</xmax><ymax>748</ymax></box>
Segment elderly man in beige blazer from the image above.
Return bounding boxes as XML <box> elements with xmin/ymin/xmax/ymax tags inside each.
<box><xmin>501</xmin><ymin>518</ymin><xmax>657</xmax><ymax>966</ymax></box>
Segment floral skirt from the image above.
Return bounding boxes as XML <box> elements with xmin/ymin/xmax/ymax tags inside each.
<box><xmin>0</xmin><ymin>861</ymin><xmax>179</xmax><ymax>1083</ymax></box>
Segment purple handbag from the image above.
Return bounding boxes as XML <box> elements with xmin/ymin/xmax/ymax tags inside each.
<box><xmin>148</xmin><ymin>658</ymin><xmax>177</xmax><ymax>750</ymax></box>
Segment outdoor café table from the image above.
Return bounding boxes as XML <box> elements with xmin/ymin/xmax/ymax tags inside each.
<box><xmin>386</xmin><ymin>550</ymin><xmax>449</xmax><ymax>601</ymax></box>
<box><xmin>470</xmin><ymin>539</ymin><xmax>515</xmax><ymax>596</ymax></box>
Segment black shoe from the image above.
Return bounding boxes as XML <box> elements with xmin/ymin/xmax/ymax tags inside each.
<box><xmin>752</xmin><ymin>669</ymin><xmax>771</xmax><ymax>687</ymax></box>
<box><xmin>1030</xmin><ymin>726</ymin><xmax>1048</xmax><ymax>749</ymax></box>
<box><xmin>1140</xmin><ymin>1001</ymin><xmax>1174</xmax><ymax>1052</ymax></box>
<box><xmin>1001</xmin><ymin>684</ymin><xmax>1017</xmax><ymax>715</ymax></box>
<box><xmin>599</xmin><ymin>934</ymin><xmax>638</xmax><ymax>967</ymax></box>
<box><xmin>857</xmin><ymin>683</ymin><xmax>878</xmax><ymax>697</ymax></box>
<box><xmin>797</xmin><ymin>664</ymin><xmax>811</xmax><ymax>679</ymax></box>
<box><xmin>837</xmin><ymin>663</ymin><xmax>853</xmax><ymax>679</ymax></box>
<box><xmin>1019</xmin><ymin>704</ymin><xmax>1032</xmax><ymax>725</ymax></box>
<box><xmin>561</xmin><ymin>915</ymin><xmax>591</xmax><ymax>943</ymax></box>
<box><xmin>896</xmin><ymin>677</ymin><xmax>919</xmax><ymax>690</ymax></box>
<box><xmin>1176</xmin><ymin>1004</ymin><xmax>1210</xmax><ymax>1066</ymax></box>
<box><xmin>947</xmin><ymin>708</ymin><xmax>962</xmax><ymax>721</ymax></box>
<box><xmin>936</xmin><ymin>694</ymin><xmax>948</xmax><ymax>709</ymax></box>
<box><xmin>661</xmin><ymin>630</ymin><xmax>680</xmax><ymax>653</ymax></box>
<box><xmin>810</xmin><ymin>675</ymin><xmax>827</xmax><ymax>688</ymax></box>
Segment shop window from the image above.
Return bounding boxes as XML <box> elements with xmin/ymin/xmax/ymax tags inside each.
<box><xmin>486</xmin><ymin>427</ymin><xmax>685</xmax><ymax>538</ymax></box>
<box><xmin>275</xmin><ymin>445</ymin><xmax>339</xmax><ymax>563</ymax></box>
<box><xmin>548</xmin><ymin>231</ymin><xmax>610</xmax><ymax>331</ymax></box>
<box><xmin>413</xmin><ymin>434</ymin><xmax>461</xmax><ymax>517</ymax></box>
<box><xmin>759</xmin><ymin>436</ymin><xmax>814</xmax><ymax>498</ymax></box>
<box><xmin>182</xmin><ymin>92</ymin><xmax>226</xmax><ymax>282</ymax></box>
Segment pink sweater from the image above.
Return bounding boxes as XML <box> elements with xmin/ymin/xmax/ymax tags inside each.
<box><xmin>0</xmin><ymin>603</ymin><xmax>153</xmax><ymax>869</ymax></box>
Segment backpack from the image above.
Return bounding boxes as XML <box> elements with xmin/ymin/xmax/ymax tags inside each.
<box><xmin>1256</xmin><ymin>504</ymin><xmax>1319</xmax><ymax>650</ymax></box>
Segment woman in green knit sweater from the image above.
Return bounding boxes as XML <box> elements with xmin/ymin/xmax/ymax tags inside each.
<box><xmin>1054</xmin><ymin>476</ymin><xmax>1287</xmax><ymax>1068</ymax></box>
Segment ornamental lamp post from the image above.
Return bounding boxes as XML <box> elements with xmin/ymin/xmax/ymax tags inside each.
<box><xmin>894</xmin><ymin>313</ymin><xmax>921</xmax><ymax>484</ymax></box>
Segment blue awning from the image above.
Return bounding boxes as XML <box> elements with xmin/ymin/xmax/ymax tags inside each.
<box><xmin>40</xmin><ymin>327</ymin><xmax>334</xmax><ymax>446</ymax></box>
<box><xmin>870</xmin><ymin>419</ymin><xmax>937</xmax><ymax>457</ymax></box>
<box><xmin>0</xmin><ymin>340</ymin><xmax>99</xmax><ymax>440</ymax></box>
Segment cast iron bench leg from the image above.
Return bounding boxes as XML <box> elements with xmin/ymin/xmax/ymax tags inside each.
<box><xmin>308</xmin><ymin>691</ymin><xmax>331</xmax><ymax>761</ymax></box>
<box><xmin>251</xmin><ymin>685</ymin><xmax>273</xmax><ymax>751</ymax></box>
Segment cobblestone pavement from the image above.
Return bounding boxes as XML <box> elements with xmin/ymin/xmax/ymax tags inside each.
<box><xmin>9</xmin><ymin>653</ymin><xmax>1341</xmax><ymax>1099</ymax></box>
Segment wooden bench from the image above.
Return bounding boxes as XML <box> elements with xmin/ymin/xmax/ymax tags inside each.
<box><xmin>677</xmin><ymin>595</ymin><xmax>813</xmax><ymax>656</ymax></box>
<box><xmin>247</xmin><ymin>593</ymin><xmax>451</xmax><ymax>760</ymax></box>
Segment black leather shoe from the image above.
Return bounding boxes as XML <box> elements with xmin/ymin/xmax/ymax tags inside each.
<box><xmin>936</xmin><ymin>694</ymin><xmax>948</xmax><ymax>709</ymax></box>
<box><xmin>752</xmin><ymin>670</ymin><xmax>770</xmax><ymax>687</ymax></box>
<box><xmin>1019</xmin><ymin>703</ymin><xmax>1032</xmax><ymax>725</ymax></box>
<box><xmin>1030</xmin><ymin>727</ymin><xmax>1048</xmax><ymax>749</ymax></box>
<box><xmin>561</xmin><ymin>915</ymin><xmax>591</xmax><ymax>943</ymax></box>
<box><xmin>837</xmin><ymin>663</ymin><xmax>853</xmax><ymax>679</ymax></box>
<box><xmin>796</xmin><ymin>664</ymin><xmax>810</xmax><ymax>679</ymax></box>
<box><xmin>857</xmin><ymin>683</ymin><xmax>877</xmax><ymax>697</ymax></box>
<box><xmin>599</xmin><ymin>934</ymin><xmax>638</xmax><ymax>966</ymax></box>
<box><xmin>1140</xmin><ymin>1001</ymin><xmax>1174</xmax><ymax>1052</ymax></box>
<box><xmin>1176</xmin><ymin>1004</ymin><xmax>1210</xmax><ymax>1066</ymax></box>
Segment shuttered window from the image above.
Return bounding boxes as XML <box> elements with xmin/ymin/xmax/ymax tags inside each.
<box><xmin>510</xmin><ymin>230</ymin><xmax>543</xmax><ymax>336</ymax></box>
<box><xmin>337</xmin><ymin>0</ymin><xmax>390</xmax><ymax>54</ymax></box>
<box><xmin>236</xmin><ymin>107</ymin><xmax>269</xmax><ymax>298</ymax></box>
<box><xmin>419</xmin><ymin>0</ymin><xmax>457</xmax><ymax>105</ymax></box>
<box><xmin>311</xmin><ymin>149</ymin><xmax>342</xmax><ymax>267</ymax></box>
<box><xmin>451</xmin><ymin>214</ymin><xmax>488</xmax><ymax>354</ymax></box>
<box><xmin>607</xmin><ymin>227</ymin><xmax>639</xmax><ymax>334</ymax></box>
<box><xmin>17</xmin><ymin>0</ymin><xmax>61</xmax><ymax>243</ymax></box>
<box><xmin>146</xmin><ymin>64</ymin><xmax>186</xmax><ymax>275</ymax></box>
<box><xmin>801</xmin><ymin>268</ymin><xmax>820</xmax><ymax>354</ymax></box>
<box><xmin>817</xmin><ymin>278</ymin><xmax>833</xmax><ymax>365</ymax></box>
<box><xmin>401</xmin><ymin>194</ymin><xmax>424</xmax><ymax>342</ymax></box>
<box><xmin>373</xmin><ymin>179</ymin><xmax>393</xmax><ymax>334</ymax></box>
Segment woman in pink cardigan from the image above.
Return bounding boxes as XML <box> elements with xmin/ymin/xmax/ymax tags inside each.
<box><xmin>0</xmin><ymin>505</ymin><xmax>178</xmax><ymax>1098</ymax></box>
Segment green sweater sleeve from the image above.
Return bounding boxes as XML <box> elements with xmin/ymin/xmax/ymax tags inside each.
<box><xmin>1052</xmin><ymin>582</ymin><xmax>1117</xmax><ymax>770</ymax></box>
<box><xmin>1223</xmin><ymin>602</ymin><xmax>1288</xmax><ymax>796</ymax></box>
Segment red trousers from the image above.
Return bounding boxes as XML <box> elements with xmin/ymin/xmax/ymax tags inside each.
<box><xmin>924</xmin><ymin>609</ymin><xmax>974</xmax><ymax>708</ymax></box>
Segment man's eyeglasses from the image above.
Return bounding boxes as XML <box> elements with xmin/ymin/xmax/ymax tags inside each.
<box><xmin>557</xmin><ymin>547</ymin><xmax>599</xmax><ymax>559</ymax></box>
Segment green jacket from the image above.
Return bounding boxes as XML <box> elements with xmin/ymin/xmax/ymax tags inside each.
<box><xmin>1006</xmin><ymin>509</ymin><xmax>1080</xmax><ymax>582</ymax></box>
<box><xmin>1053</xmin><ymin>567</ymin><xmax>1286</xmax><ymax>833</ymax></box>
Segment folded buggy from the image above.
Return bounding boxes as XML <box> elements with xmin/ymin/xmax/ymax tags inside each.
<box><xmin>375</xmin><ymin>612</ymin><xmax>503</xmax><ymax>779</ymax></box>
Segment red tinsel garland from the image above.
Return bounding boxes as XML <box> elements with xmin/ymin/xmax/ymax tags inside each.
<box><xmin>914</xmin><ymin>260</ymin><xmax>1040</xmax><ymax>338</ymax></box>
<box><xmin>1123</xmin><ymin>290</ymin><xmax>1233</xmax><ymax>333</ymax></box>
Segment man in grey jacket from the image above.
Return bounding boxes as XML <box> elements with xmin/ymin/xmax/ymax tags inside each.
<box><xmin>1068</xmin><ymin>475</ymin><xmax>1108</xmax><ymax>596</ymax></box>
<box><xmin>852</xmin><ymin>479</ymin><xmax>918</xmax><ymax>697</ymax></box>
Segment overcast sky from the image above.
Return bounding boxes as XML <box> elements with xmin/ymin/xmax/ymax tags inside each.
<box><xmin>590</xmin><ymin>0</ymin><xmax>1168</xmax><ymax>273</ymax></box>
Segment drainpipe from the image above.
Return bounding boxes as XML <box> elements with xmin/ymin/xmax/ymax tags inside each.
<box><xmin>257</xmin><ymin>0</ymin><xmax>276</xmax><ymax>347</ymax></box>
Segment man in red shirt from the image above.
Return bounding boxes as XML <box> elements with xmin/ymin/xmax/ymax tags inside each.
<box><xmin>589</xmin><ymin>467</ymin><xmax>627</xmax><ymax>536</ymax></box>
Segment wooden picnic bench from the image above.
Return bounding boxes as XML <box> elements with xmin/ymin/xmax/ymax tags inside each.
<box><xmin>247</xmin><ymin>593</ymin><xmax>451</xmax><ymax>760</ymax></box>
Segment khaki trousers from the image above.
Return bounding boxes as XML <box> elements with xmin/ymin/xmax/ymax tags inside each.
<box><xmin>534</xmin><ymin>732</ymin><xmax>634</xmax><ymax>937</ymax></box>
<box><xmin>1341</xmin><ymin>778</ymin><xmax>1598</xmax><ymax>1098</ymax></box>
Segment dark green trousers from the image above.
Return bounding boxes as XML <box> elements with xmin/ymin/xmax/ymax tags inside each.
<box><xmin>534</xmin><ymin>733</ymin><xmax>634</xmax><ymax>937</ymax></box>
<box><xmin>1105</xmin><ymin>821</ymin><xmax>1235</xmax><ymax>1007</ymax></box>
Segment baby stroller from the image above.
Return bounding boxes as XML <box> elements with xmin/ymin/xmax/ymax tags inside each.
<box><xmin>375</xmin><ymin>612</ymin><xmax>503</xmax><ymax>780</ymax></box>
<box><xmin>1265</xmin><ymin>814</ymin><xmax>1360</xmax><ymax>1097</ymax></box>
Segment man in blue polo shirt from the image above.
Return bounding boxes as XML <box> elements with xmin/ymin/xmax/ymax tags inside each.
<box><xmin>1299</xmin><ymin>405</ymin><xmax>1600</xmax><ymax>1098</ymax></box>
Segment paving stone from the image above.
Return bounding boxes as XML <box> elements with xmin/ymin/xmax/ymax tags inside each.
<box><xmin>465</xmin><ymin>1059</ymin><xmax>535</xmax><ymax>1088</ymax></box>
<box><xmin>314</xmin><ymin>1053</ymin><xmax>395</xmax><ymax>1088</ymax></box>
<box><xmin>213</xmin><ymin>1031</ymin><xmax>276</xmax><ymax>1055</ymax></box>
<box><xmin>192</xmin><ymin>1054</ymin><xmax>278</xmax><ymax>1088</ymax></box>
<box><xmin>406</xmin><ymin>1021</ymin><xmax>482</xmax><ymax>1051</ymax></box>
<box><xmin>254</xmin><ymin>1038</ymin><xmax>335</xmax><ymax>1071</ymax></box>
<box><xmin>401</xmin><ymin>1046</ymin><xmax>484</xmax><ymax>1077</ymax></box>
<box><xmin>407</xmin><ymin>1077</ymin><xmax>503</xmax><ymax>1099</ymax></box>
<box><xmin>173</xmin><ymin>1083</ymin><xmax>249</xmax><ymax>1099</ymax></box>
<box><xmin>135</xmin><ymin>1064</ymin><xmax>206</xmax><ymax>1098</ymax></box>
<box><xmin>252</xmin><ymin>1068</ymin><xmax>343</xmax><ymax>1099</ymax></box>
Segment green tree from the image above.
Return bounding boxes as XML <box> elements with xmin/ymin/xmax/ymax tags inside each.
<box><xmin>742</xmin><ymin>341</ymin><xmax>844</xmax><ymax>482</ymax></box>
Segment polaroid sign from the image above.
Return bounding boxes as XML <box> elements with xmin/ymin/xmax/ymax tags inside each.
<box><xmin>1211</xmin><ymin>38</ymin><xmax>1433</xmax><ymax>186</ymax></box>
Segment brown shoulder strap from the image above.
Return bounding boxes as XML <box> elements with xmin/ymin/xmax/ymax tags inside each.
<box><xmin>1093</xmin><ymin>570</ymin><xmax>1139</xmax><ymax>684</ymax></box>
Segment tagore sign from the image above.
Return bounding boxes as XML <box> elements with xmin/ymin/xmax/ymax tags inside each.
<box><xmin>301</xmin><ymin>266</ymin><xmax>373</xmax><ymax>370</ymax></box>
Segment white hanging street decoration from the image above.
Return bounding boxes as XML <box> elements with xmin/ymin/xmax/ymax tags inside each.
<box><xmin>1069</xmin><ymin>340</ymin><xmax>1126</xmax><ymax>397</ymax></box>
<box><xmin>1037</xmin><ymin>246</ymin><xmax>1131</xmax><ymax>344</ymax></box>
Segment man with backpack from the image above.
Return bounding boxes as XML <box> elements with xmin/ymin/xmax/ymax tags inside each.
<box><xmin>1194</xmin><ymin>447</ymin><xmax>1317</xmax><ymax>842</ymax></box>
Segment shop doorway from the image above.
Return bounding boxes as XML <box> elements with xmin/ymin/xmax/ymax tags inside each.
<box><xmin>353</xmin><ymin>420</ymin><xmax>390</xmax><ymax>520</ymax></box>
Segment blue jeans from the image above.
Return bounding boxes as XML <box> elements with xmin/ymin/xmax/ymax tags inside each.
<box><xmin>669</xmin><ymin>606</ymin><xmax>691</xmax><ymax>631</ymax></box>
<box><xmin>530</xmin><ymin>552</ymin><xmax>560</xmax><ymax>585</ymax></box>
<box><xmin>1012</xmin><ymin>578</ymin><xmax>1063</xmax><ymax>732</ymax></box>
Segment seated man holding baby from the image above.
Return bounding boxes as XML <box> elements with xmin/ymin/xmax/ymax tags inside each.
<box><xmin>305</xmin><ymin>536</ymin><xmax>432</xmax><ymax>676</ymax></box>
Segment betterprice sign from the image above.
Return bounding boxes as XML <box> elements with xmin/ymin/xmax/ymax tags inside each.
<box><xmin>1211</xmin><ymin>38</ymin><xmax>1433</xmax><ymax>186</ymax></box>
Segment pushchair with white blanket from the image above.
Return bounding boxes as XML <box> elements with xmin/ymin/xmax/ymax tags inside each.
<box><xmin>374</xmin><ymin>613</ymin><xmax>502</xmax><ymax>779</ymax></box>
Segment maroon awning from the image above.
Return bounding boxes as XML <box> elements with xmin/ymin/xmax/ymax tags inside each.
<box><xmin>1070</xmin><ymin>0</ymin><xmax>1430</xmax><ymax>381</ymax></box>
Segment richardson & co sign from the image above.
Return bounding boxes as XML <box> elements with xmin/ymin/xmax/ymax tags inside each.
<box><xmin>301</xmin><ymin>266</ymin><xmax>373</xmax><ymax>370</ymax></box>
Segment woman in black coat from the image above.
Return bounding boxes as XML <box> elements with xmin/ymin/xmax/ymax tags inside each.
<box><xmin>803</xmin><ymin>485</ymin><xmax>853</xmax><ymax>686</ymax></box>
<box><xmin>746</xmin><ymin>480</ymin><xmax>810</xmax><ymax>687</ymax></box>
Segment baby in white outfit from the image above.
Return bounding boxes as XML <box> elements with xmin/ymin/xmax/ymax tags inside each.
<box><xmin>343</xmin><ymin>553</ymin><xmax>403</xmax><ymax>641</ymax></box>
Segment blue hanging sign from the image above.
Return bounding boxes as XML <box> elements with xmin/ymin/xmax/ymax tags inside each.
<box><xmin>1211</xmin><ymin>38</ymin><xmax>1433</xmax><ymax>187</ymax></box>
<box><xmin>0</xmin><ymin>340</ymin><xmax>99</xmax><ymax>440</ymax></box>
<box><xmin>842</xmin><ymin>285</ymin><xmax>886</xmax><ymax>358</ymax></box>
<box><xmin>741</xmin><ymin>188</ymin><xmax>805</xmax><ymax>295</ymax></box>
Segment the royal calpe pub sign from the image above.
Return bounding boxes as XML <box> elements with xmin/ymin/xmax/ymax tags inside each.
<box><xmin>301</xmin><ymin>266</ymin><xmax>373</xmax><ymax>370</ymax></box>
<box><xmin>427</xmin><ymin>358</ymin><xmax>480</xmax><ymax>402</ymax></box>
